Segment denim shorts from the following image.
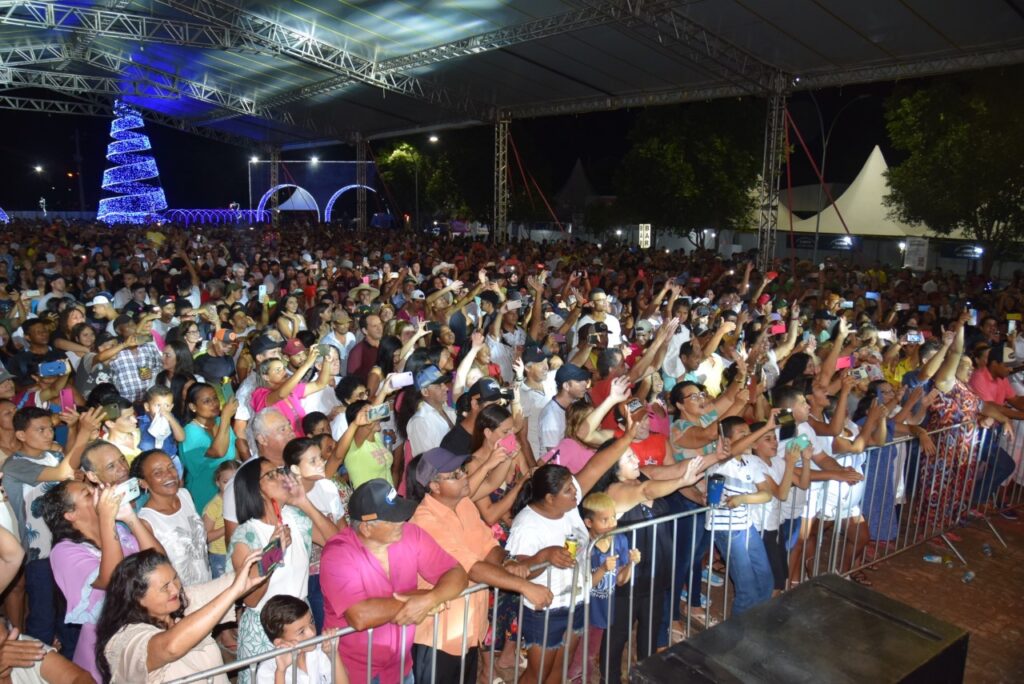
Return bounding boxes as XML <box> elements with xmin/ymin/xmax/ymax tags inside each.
<box><xmin>520</xmin><ymin>603</ymin><xmax>585</xmax><ymax>649</ymax></box>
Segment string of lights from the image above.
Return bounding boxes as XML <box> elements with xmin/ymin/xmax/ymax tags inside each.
<box><xmin>97</xmin><ymin>100</ymin><xmax>168</xmax><ymax>224</ymax></box>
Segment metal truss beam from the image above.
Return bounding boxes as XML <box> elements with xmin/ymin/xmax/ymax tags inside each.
<box><xmin>589</xmin><ymin>0</ymin><xmax>776</xmax><ymax>95</ymax></box>
<box><xmin>793</xmin><ymin>46</ymin><xmax>1024</xmax><ymax>90</ymax></box>
<box><xmin>0</xmin><ymin>42</ymin><xmax>65</xmax><ymax>67</ymax></box>
<box><xmin>261</xmin><ymin>0</ymin><xmax>658</xmax><ymax>109</ymax></box>
<box><xmin>756</xmin><ymin>77</ymin><xmax>786</xmax><ymax>272</ymax></box>
<box><xmin>0</xmin><ymin>1</ymin><xmax>254</xmax><ymax>49</ymax></box>
<box><xmin>0</xmin><ymin>91</ymin><xmax>255</xmax><ymax>146</ymax></box>
<box><xmin>504</xmin><ymin>82</ymin><xmax>758</xmax><ymax>119</ymax></box>
<box><xmin>493</xmin><ymin>118</ymin><xmax>509</xmax><ymax>243</ymax></box>
<box><xmin>152</xmin><ymin>0</ymin><xmax>492</xmax><ymax>119</ymax></box>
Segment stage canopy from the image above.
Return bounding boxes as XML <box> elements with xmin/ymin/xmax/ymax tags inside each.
<box><xmin>1</xmin><ymin>1</ymin><xmax>1022</xmax><ymax>148</ymax></box>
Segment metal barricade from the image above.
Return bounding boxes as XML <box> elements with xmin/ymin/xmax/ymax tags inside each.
<box><xmin>171</xmin><ymin>418</ymin><xmax>1022</xmax><ymax>684</ymax></box>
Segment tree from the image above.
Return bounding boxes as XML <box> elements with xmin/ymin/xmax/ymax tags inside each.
<box><xmin>97</xmin><ymin>99</ymin><xmax>167</xmax><ymax>223</ymax></box>
<box><xmin>614</xmin><ymin>98</ymin><xmax>762</xmax><ymax>235</ymax></box>
<box><xmin>884</xmin><ymin>68</ymin><xmax>1024</xmax><ymax>274</ymax></box>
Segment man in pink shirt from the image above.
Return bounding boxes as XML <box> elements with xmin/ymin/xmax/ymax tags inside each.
<box><xmin>320</xmin><ymin>479</ymin><xmax>468</xmax><ymax>684</ymax></box>
<box><xmin>967</xmin><ymin>343</ymin><xmax>1024</xmax><ymax>518</ymax></box>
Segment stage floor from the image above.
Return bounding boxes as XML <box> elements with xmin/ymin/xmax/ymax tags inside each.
<box><xmin>866</xmin><ymin>513</ymin><xmax>1024</xmax><ymax>683</ymax></box>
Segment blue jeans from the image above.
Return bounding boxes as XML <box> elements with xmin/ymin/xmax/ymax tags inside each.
<box><xmin>209</xmin><ymin>553</ymin><xmax>226</xmax><ymax>579</ymax></box>
<box><xmin>308</xmin><ymin>573</ymin><xmax>324</xmax><ymax>631</ymax></box>
<box><xmin>25</xmin><ymin>559</ymin><xmax>79</xmax><ymax>659</ymax></box>
<box><xmin>713</xmin><ymin>526</ymin><xmax>773</xmax><ymax>616</ymax></box>
<box><xmin>655</xmin><ymin>494</ymin><xmax>709</xmax><ymax>649</ymax></box>
<box><xmin>974</xmin><ymin>428</ymin><xmax>1015</xmax><ymax>507</ymax></box>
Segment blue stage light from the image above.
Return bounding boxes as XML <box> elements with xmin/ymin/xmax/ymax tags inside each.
<box><xmin>0</xmin><ymin>207</ymin><xmax>9</xmax><ymax>224</ymax></box>
<box><xmin>97</xmin><ymin>100</ymin><xmax>168</xmax><ymax>224</ymax></box>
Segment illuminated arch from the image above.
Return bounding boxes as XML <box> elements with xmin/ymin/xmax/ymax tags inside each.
<box><xmin>162</xmin><ymin>208</ymin><xmax>269</xmax><ymax>226</ymax></box>
<box><xmin>256</xmin><ymin>184</ymin><xmax>320</xmax><ymax>222</ymax></box>
<box><xmin>324</xmin><ymin>184</ymin><xmax>377</xmax><ymax>222</ymax></box>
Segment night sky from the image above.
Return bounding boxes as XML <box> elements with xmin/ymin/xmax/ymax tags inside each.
<box><xmin>0</xmin><ymin>80</ymin><xmax>895</xmax><ymax>214</ymax></box>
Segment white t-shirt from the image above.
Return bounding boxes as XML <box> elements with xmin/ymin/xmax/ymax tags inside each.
<box><xmin>506</xmin><ymin>477</ymin><xmax>588</xmax><ymax>610</ymax></box>
<box><xmin>518</xmin><ymin>377</ymin><xmax>556</xmax><ymax>459</ymax></box>
<box><xmin>138</xmin><ymin>490</ymin><xmax>212</xmax><ymax>586</ymax></box>
<box><xmin>822</xmin><ymin>420</ymin><xmax>867</xmax><ymax>520</ymax></box>
<box><xmin>307</xmin><ymin>479</ymin><xmax>345</xmax><ymax>523</ymax></box>
<box><xmin>538</xmin><ymin>399</ymin><xmax>567</xmax><ymax>455</ymax></box>
<box><xmin>705</xmin><ymin>455</ymin><xmax>765</xmax><ymax>531</ymax></box>
<box><xmin>256</xmin><ymin>648</ymin><xmax>332</xmax><ymax>684</ymax></box>
<box><xmin>407</xmin><ymin>402</ymin><xmax>456</xmax><ymax>458</ymax></box>
<box><xmin>776</xmin><ymin>423</ymin><xmax>819</xmax><ymax>521</ymax></box>
<box><xmin>749</xmin><ymin>456</ymin><xmax>786</xmax><ymax>533</ymax></box>
<box><xmin>575</xmin><ymin>314</ymin><xmax>622</xmax><ymax>348</ymax></box>
<box><xmin>661</xmin><ymin>325</ymin><xmax>692</xmax><ymax>381</ymax></box>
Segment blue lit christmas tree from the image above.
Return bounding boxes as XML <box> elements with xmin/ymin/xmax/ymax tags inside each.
<box><xmin>97</xmin><ymin>100</ymin><xmax>168</xmax><ymax>223</ymax></box>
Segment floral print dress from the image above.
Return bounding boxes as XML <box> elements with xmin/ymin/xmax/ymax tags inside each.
<box><xmin>921</xmin><ymin>380</ymin><xmax>980</xmax><ymax>534</ymax></box>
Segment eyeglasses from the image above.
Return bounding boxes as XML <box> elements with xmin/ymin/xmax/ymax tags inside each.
<box><xmin>436</xmin><ymin>467</ymin><xmax>468</xmax><ymax>481</ymax></box>
<box><xmin>260</xmin><ymin>466</ymin><xmax>291</xmax><ymax>482</ymax></box>
<box><xmin>683</xmin><ymin>391</ymin><xmax>707</xmax><ymax>401</ymax></box>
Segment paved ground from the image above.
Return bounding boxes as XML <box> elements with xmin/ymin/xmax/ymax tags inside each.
<box><xmin>864</xmin><ymin>514</ymin><xmax>1024</xmax><ymax>683</ymax></box>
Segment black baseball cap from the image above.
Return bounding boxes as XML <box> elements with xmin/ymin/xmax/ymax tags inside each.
<box><xmin>522</xmin><ymin>345</ymin><xmax>551</xmax><ymax>365</ymax></box>
<box><xmin>467</xmin><ymin>377</ymin><xmax>505</xmax><ymax>402</ymax></box>
<box><xmin>555</xmin><ymin>363</ymin><xmax>590</xmax><ymax>385</ymax></box>
<box><xmin>250</xmin><ymin>334</ymin><xmax>284</xmax><ymax>358</ymax></box>
<box><xmin>348</xmin><ymin>479</ymin><xmax>417</xmax><ymax>523</ymax></box>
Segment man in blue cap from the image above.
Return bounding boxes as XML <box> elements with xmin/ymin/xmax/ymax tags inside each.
<box><xmin>407</xmin><ymin>365</ymin><xmax>457</xmax><ymax>458</ymax></box>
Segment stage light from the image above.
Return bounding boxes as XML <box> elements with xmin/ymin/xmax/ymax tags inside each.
<box><xmin>250</xmin><ymin>156</ymin><xmax>259</xmax><ymax>163</ymax></box>
<box><xmin>311</xmin><ymin>156</ymin><xmax>319</xmax><ymax>164</ymax></box>
<box><xmin>33</xmin><ymin>165</ymin><xmax>42</xmax><ymax>173</ymax></box>
<box><xmin>615</xmin><ymin>229</ymin><xmax>622</xmax><ymax>236</ymax></box>
<box><xmin>97</xmin><ymin>100</ymin><xmax>168</xmax><ymax>224</ymax></box>
<box><xmin>66</xmin><ymin>172</ymin><xmax>74</xmax><ymax>178</ymax></box>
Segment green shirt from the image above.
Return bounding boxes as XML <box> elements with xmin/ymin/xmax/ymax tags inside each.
<box><xmin>345</xmin><ymin>432</ymin><xmax>394</xmax><ymax>489</ymax></box>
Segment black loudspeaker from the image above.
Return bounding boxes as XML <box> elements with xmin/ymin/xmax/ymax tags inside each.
<box><xmin>631</xmin><ymin>574</ymin><xmax>968</xmax><ymax>683</ymax></box>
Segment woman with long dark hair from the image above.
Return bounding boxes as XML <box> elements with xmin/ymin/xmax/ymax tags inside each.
<box><xmin>96</xmin><ymin>548</ymin><xmax>265</xmax><ymax>683</ymax></box>
<box><xmin>366</xmin><ymin>334</ymin><xmax>402</xmax><ymax>397</ymax></box>
<box><xmin>159</xmin><ymin>339</ymin><xmax>195</xmax><ymax>380</ymax></box>
<box><xmin>41</xmin><ymin>480</ymin><xmax>164</xmax><ymax>681</ymax></box>
<box><xmin>505</xmin><ymin>423</ymin><xmax>641</xmax><ymax>684</ymax></box>
<box><xmin>229</xmin><ymin>457</ymin><xmax>337</xmax><ymax>684</ymax></box>
<box><xmin>465</xmin><ymin>404</ymin><xmax>532</xmax><ymax>526</ymax></box>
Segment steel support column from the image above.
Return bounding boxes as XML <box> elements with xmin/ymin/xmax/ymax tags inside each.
<box><xmin>355</xmin><ymin>133</ymin><xmax>367</xmax><ymax>231</ymax></box>
<box><xmin>269</xmin><ymin>147</ymin><xmax>280</xmax><ymax>229</ymax></box>
<box><xmin>493</xmin><ymin>118</ymin><xmax>510</xmax><ymax>244</ymax></box>
<box><xmin>756</xmin><ymin>79</ymin><xmax>786</xmax><ymax>273</ymax></box>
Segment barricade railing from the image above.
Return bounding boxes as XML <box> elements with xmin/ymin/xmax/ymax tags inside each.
<box><xmin>171</xmin><ymin>418</ymin><xmax>1021</xmax><ymax>684</ymax></box>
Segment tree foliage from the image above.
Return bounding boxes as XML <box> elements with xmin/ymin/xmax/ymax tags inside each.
<box><xmin>884</xmin><ymin>68</ymin><xmax>1024</xmax><ymax>265</ymax></box>
<box><xmin>614</xmin><ymin>98</ymin><xmax>763</xmax><ymax>234</ymax></box>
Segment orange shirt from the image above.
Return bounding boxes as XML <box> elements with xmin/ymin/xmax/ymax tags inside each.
<box><xmin>410</xmin><ymin>494</ymin><xmax>499</xmax><ymax>654</ymax></box>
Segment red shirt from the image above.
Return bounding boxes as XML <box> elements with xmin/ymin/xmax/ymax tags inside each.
<box><xmin>589</xmin><ymin>376</ymin><xmax>626</xmax><ymax>431</ymax></box>
<box><xmin>969</xmin><ymin>366</ymin><xmax>1015</xmax><ymax>406</ymax></box>
<box><xmin>320</xmin><ymin>524</ymin><xmax>458</xmax><ymax>684</ymax></box>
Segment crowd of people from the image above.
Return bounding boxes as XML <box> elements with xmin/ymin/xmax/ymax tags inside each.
<box><xmin>0</xmin><ymin>218</ymin><xmax>1021</xmax><ymax>684</ymax></box>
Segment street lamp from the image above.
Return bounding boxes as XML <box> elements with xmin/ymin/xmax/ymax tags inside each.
<box><xmin>33</xmin><ymin>165</ymin><xmax>42</xmax><ymax>173</ymax></box>
<box><xmin>428</xmin><ymin>134</ymin><xmax>439</xmax><ymax>143</ymax></box>
<box><xmin>808</xmin><ymin>93</ymin><xmax>871</xmax><ymax>264</ymax></box>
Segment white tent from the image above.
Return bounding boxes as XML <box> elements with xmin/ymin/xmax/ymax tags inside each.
<box><xmin>277</xmin><ymin>186</ymin><xmax>321</xmax><ymax>221</ymax></box>
<box><xmin>778</xmin><ymin>145</ymin><xmax>966</xmax><ymax>239</ymax></box>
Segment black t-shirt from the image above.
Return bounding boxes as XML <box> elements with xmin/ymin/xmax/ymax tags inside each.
<box><xmin>194</xmin><ymin>352</ymin><xmax>236</xmax><ymax>384</ymax></box>
<box><xmin>439</xmin><ymin>423</ymin><xmax>472</xmax><ymax>456</ymax></box>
